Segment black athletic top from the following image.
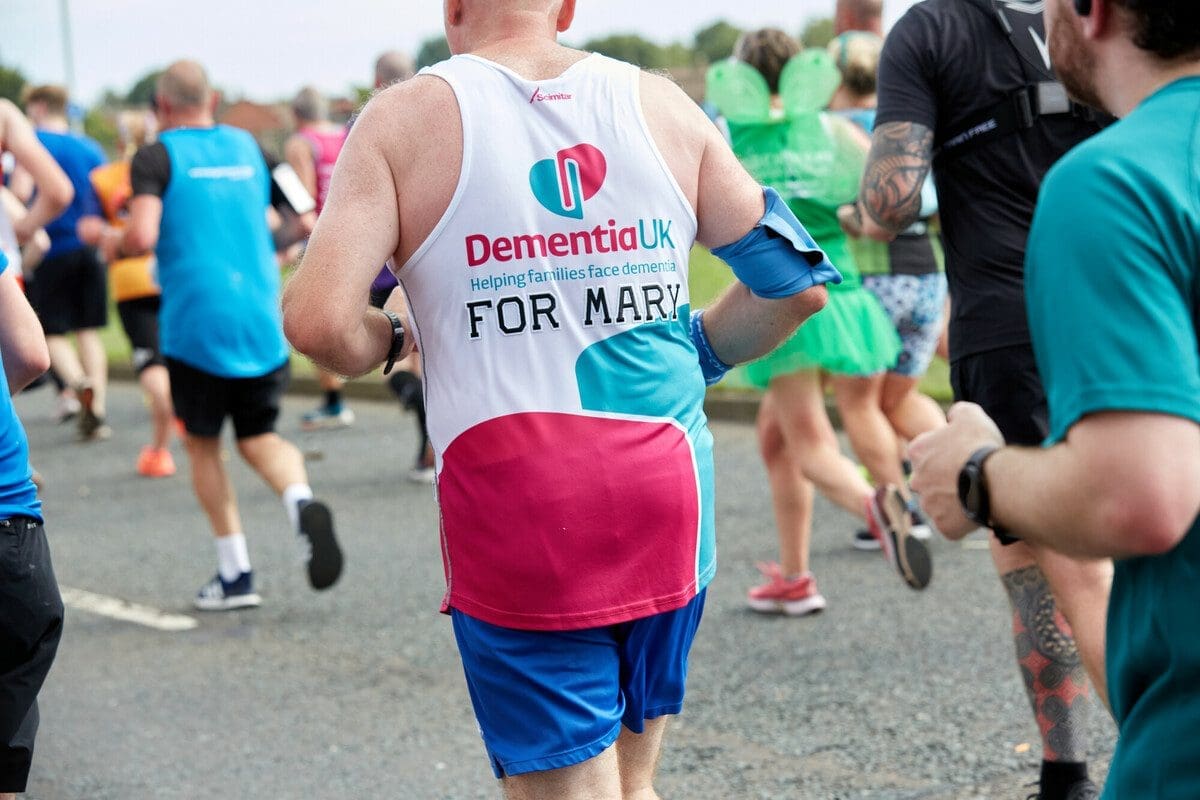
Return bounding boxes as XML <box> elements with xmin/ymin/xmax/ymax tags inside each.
<box><xmin>876</xmin><ymin>0</ymin><xmax>1103</xmax><ymax>361</ymax></box>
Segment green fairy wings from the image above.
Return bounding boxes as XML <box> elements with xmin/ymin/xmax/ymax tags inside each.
<box><xmin>705</xmin><ymin>50</ymin><xmax>866</xmax><ymax>207</ymax></box>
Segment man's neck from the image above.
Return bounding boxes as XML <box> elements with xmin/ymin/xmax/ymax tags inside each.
<box><xmin>1100</xmin><ymin>49</ymin><xmax>1200</xmax><ymax>117</ymax></box>
<box><xmin>166</xmin><ymin>110</ymin><xmax>215</xmax><ymax>130</ymax></box>
<box><xmin>38</xmin><ymin>115</ymin><xmax>69</xmax><ymax>133</ymax></box>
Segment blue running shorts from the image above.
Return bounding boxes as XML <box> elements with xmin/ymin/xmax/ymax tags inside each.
<box><xmin>451</xmin><ymin>590</ymin><xmax>707</xmax><ymax>778</ymax></box>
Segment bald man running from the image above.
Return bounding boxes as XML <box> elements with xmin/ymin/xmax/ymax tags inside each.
<box><xmin>284</xmin><ymin>2</ymin><xmax>836</xmax><ymax>797</ymax></box>
<box><xmin>119</xmin><ymin>61</ymin><xmax>342</xmax><ymax>610</ymax></box>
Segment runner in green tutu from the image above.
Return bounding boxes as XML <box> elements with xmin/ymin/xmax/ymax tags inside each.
<box><xmin>707</xmin><ymin>29</ymin><xmax>933</xmax><ymax>612</ymax></box>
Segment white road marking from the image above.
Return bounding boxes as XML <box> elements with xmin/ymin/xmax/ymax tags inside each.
<box><xmin>60</xmin><ymin>586</ymin><xmax>198</xmax><ymax>632</ymax></box>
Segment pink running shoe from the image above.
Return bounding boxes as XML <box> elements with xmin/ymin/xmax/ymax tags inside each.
<box><xmin>747</xmin><ymin>562</ymin><xmax>827</xmax><ymax>616</ymax></box>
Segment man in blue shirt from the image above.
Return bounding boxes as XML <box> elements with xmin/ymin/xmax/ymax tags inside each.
<box><xmin>118</xmin><ymin>61</ymin><xmax>342</xmax><ymax>611</ymax></box>
<box><xmin>22</xmin><ymin>85</ymin><xmax>111</xmax><ymax>441</ymax></box>
<box><xmin>910</xmin><ymin>2</ymin><xmax>1200</xmax><ymax>797</ymax></box>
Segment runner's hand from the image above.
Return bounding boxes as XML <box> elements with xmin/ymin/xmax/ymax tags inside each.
<box><xmin>909</xmin><ymin>402</ymin><xmax>1005</xmax><ymax>540</ymax></box>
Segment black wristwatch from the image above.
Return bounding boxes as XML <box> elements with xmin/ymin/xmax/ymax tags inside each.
<box><xmin>958</xmin><ymin>445</ymin><xmax>1008</xmax><ymax>535</ymax></box>
<box><xmin>380</xmin><ymin>309</ymin><xmax>406</xmax><ymax>375</ymax></box>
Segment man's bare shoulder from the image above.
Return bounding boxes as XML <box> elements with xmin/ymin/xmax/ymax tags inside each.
<box><xmin>637</xmin><ymin>71</ymin><xmax>708</xmax><ymax>124</ymax></box>
<box><xmin>358</xmin><ymin>75</ymin><xmax>458</xmax><ymax>135</ymax></box>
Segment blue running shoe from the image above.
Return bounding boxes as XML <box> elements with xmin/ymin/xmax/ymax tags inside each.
<box><xmin>300</xmin><ymin>403</ymin><xmax>355</xmax><ymax>431</ymax></box>
<box><xmin>194</xmin><ymin>571</ymin><xmax>262</xmax><ymax>611</ymax></box>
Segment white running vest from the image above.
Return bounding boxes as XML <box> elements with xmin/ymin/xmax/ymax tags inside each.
<box><xmin>400</xmin><ymin>53</ymin><xmax>715</xmax><ymax>631</ymax></box>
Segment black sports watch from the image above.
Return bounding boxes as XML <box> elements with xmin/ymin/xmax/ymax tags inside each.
<box><xmin>380</xmin><ymin>309</ymin><xmax>406</xmax><ymax>375</ymax></box>
<box><xmin>958</xmin><ymin>445</ymin><xmax>1010</xmax><ymax>536</ymax></box>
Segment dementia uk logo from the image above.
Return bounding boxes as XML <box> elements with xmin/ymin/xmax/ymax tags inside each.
<box><xmin>529</xmin><ymin>143</ymin><xmax>606</xmax><ymax>220</ymax></box>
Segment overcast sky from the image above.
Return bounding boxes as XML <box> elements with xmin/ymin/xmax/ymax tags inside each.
<box><xmin>1</xmin><ymin>1</ymin><xmax>918</xmax><ymax>106</ymax></box>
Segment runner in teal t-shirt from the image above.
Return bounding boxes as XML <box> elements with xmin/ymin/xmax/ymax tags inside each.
<box><xmin>1025</xmin><ymin>75</ymin><xmax>1200</xmax><ymax>799</ymax></box>
<box><xmin>906</xmin><ymin>5</ymin><xmax>1200</xmax><ymax>799</ymax></box>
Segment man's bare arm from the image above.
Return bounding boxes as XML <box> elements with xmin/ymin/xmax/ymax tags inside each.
<box><xmin>654</xmin><ymin>78</ymin><xmax>826</xmax><ymax>366</ymax></box>
<box><xmin>284</xmin><ymin>134</ymin><xmax>318</xmax><ymax>199</ymax></box>
<box><xmin>855</xmin><ymin>121</ymin><xmax>934</xmax><ymax>242</ymax></box>
<box><xmin>0</xmin><ymin>271</ymin><xmax>49</xmax><ymax>392</ymax></box>
<box><xmin>987</xmin><ymin>413</ymin><xmax>1200</xmax><ymax>558</ymax></box>
<box><xmin>0</xmin><ymin>99</ymin><xmax>73</xmax><ymax>244</ymax></box>
<box><xmin>282</xmin><ymin>87</ymin><xmax>411</xmax><ymax>376</ymax></box>
<box><xmin>910</xmin><ymin>405</ymin><xmax>1200</xmax><ymax>559</ymax></box>
<box><xmin>120</xmin><ymin>195</ymin><xmax>163</xmax><ymax>256</ymax></box>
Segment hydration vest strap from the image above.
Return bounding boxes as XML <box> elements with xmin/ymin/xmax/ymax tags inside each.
<box><xmin>934</xmin><ymin>0</ymin><xmax>1097</xmax><ymax>165</ymax></box>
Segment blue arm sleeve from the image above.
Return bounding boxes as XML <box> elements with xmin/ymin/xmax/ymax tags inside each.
<box><xmin>711</xmin><ymin>187</ymin><xmax>843</xmax><ymax>299</ymax></box>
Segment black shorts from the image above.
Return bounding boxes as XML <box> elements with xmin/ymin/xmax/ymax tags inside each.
<box><xmin>167</xmin><ymin>357</ymin><xmax>290</xmax><ymax>439</ymax></box>
<box><xmin>950</xmin><ymin>344</ymin><xmax>1047</xmax><ymax>546</ymax></box>
<box><xmin>0</xmin><ymin>518</ymin><xmax>63</xmax><ymax>793</ymax></box>
<box><xmin>117</xmin><ymin>296</ymin><xmax>164</xmax><ymax>374</ymax></box>
<box><xmin>949</xmin><ymin>344</ymin><xmax>1048</xmax><ymax>446</ymax></box>
<box><xmin>27</xmin><ymin>247</ymin><xmax>108</xmax><ymax>335</ymax></box>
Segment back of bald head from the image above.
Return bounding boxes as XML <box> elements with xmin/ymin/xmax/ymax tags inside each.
<box><xmin>835</xmin><ymin>0</ymin><xmax>884</xmax><ymax>35</ymax></box>
<box><xmin>157</xmin><ymin>60</ymin><xmax>212</xmax><ymax>109</ymax></box>
<box><xmin>374</xmin><ymin>51</ymin><xmax>415</xmax><ymax>89</ymax></box>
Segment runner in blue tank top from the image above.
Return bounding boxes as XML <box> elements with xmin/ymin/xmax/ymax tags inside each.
<box><xmin>117</xmin><ymin>61</ymin><xmax>343</xmax><ymax>612</ymax></box>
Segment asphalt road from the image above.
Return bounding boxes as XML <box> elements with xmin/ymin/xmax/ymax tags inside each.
<box><xmin>16</xmin><ymin>381</ymin><xmax>1115</xmax><ymax>799</ymax></box>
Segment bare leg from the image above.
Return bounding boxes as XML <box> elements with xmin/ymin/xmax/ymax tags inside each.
<box><xmin>2</xmin><ymin>791</ymin><xmax>15</xmax><ymax>800</ymax></box>
<box><xmin>138</xmin><ymin>364</ymin><xmax>175</xmax><ymax>451</ymax></box>
<box><xmin>503</xmin><ymin>744</ymin><xmax>622</xmax><ymax>800</ymax></box>
<box><xmin>317</xmin><ymin>369</ymin><xmax>344</xmax><ymax>393</ymax></box>
<box><xmin>757</xmin><ymin>391</ymin><xmax>815</xmax><ymax>577</ymax></box>
<box><xmin>184</xmin><ymin>435</ymin><xmax>242</xmax><ymax>537</ymax></box>
<box><xmin>616</xmin><ymin>717</ymin><xmax>669</xmax><ymax>800</ymax></box>
<box><xmin>75</xmin><ymin>329</ymin><xmax>108</xmax><ymax>415</ymax></box>
<box><xmin>768</xmin><ymin>371</ymin><xmax>873</xmax><ymax>519</ymax></box>
<box><xmin>880</xmin><ymin>373</ymin><xmax>945</xmax><ymax>441</ymax></box>
<box><xmin>45</xmin><ymin>334</ymin><xmax>85</xmax><ymax>388</ymax></box>
<box><xmin>830</xmin><ymin>373</ymin><xmax>907</xmax><ymax>490</ymax></box>
<box><xmin>992</xmin><ymin>539</ymin><xmax>1094</xmax><ymax>769</ymax></box>
<box><xmin>235</xmin><ymin>433</ymin><xmax>307</xmax><ymax>497</ymax></box>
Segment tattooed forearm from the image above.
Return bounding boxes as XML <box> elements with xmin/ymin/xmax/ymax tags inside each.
<box><xmin>859</xmin><ymin>121</ymin><xmax>934</xmax><ymax>234</ymax></box>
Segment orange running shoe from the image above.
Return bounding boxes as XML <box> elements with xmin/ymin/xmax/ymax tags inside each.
<box><xmin>136</xmin><ymin>446</ymin><xmax>177</xmax><ymax>478</ymax></box>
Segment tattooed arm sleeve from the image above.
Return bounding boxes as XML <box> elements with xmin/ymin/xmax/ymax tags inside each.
<box><xmin>856</xmin><ymin>121</ymin><xmax>935</xmax><ymax>242</ymax></box>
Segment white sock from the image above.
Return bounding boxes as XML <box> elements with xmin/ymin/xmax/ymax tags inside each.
<box><xmin>282</xmin><ymin>483</ymin><xmax>314</xmax><ymax>534</ymax></box>
<box><xmin>215</xmin><ymin>533</ymin><xmax>251</xmax><ymax>582</ymax></box>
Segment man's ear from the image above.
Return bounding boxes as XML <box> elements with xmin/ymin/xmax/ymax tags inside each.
<box><xmin>1083</xmin><ymin>0</ymin><xmax>1111</xmax><ymax>39</ymax></box>
<box><xmin>557</xmin><ymin>0</ymin><xmax>577</xmax><ymax>33</ymax></box>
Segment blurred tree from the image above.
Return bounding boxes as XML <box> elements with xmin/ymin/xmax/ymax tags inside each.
<box><xmin>99</xmin><ymin>88</ymin><xmax>124</xmax><ymax>108</ymax></box>
<box><xmin>125</xmin><ymin>69</ymin><xmax>163</xmax><ymax>106</ymax></box>
<box><xmin>800</xmin><ymin>17</ymin><xmax>836</xmax><ymax>49</ymax></box>
<box><xmin>0</xmin><ymin>62</ymin><xmax>28</xmax><ymax>105</ymax></box>
<box><xmin>661</xmin><ymin>43</ymin><xmax>695</xmax><ymax>67</ymax></box>
<box><xmin>84</xmin><ymin>108</ymin><xmax>118</xmax><ymax>155</ymax></box>
<box><xmin>693</xmin><ymin>20</ymin><xmax>742</xmax><ymax>64</ymax></box>
<box><xmin>583</xmin><ymin>34</ymin><xmax>671</xmax><ymax>68</ymax></box>
<box><xmin>417</xmin><ymin>37</ymin><xmax>452</xmax><ymax>69</ymax></box>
